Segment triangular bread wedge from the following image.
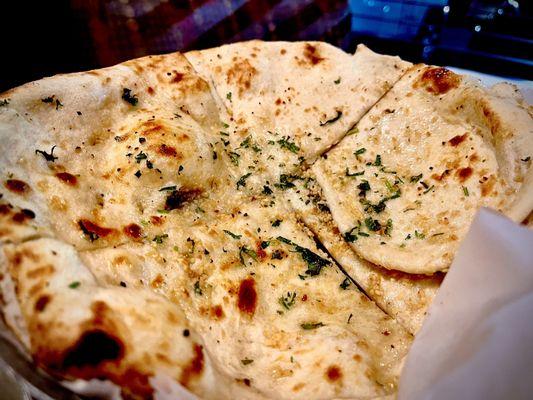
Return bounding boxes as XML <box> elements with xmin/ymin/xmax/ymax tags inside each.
<box><xmin>313</xmin><ymin>65</ymin><xmax>533</xmax><ymax>274</ymax></box>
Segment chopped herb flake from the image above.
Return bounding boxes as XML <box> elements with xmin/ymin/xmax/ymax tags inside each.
<box><xmin>35</xmin><ymin>145</ymin><xmax>58</xmax><ymax>162</ymax></box>
<box><xmin>320</xmin><ymin>110</ymin><xmax>342</xmax><ymax>126</ymax></box>
<box><xmin>69</xmin><ymin>281</ymin><xmax>81</xmax><ymax>289</ymax></box>
<box><xmin>414</xmin><ymin>230</ymin><xmax>425</xmax><ymax>239</ymax></box>
<box><xmin>276</xmin><ymin>236</ymin><xmax>330</xmax><ymax>276</ymax></box>
<box><xmin>236</xmin><ymin>173</ymin><xmax>252</xmax><ymax>189</ymax></box>
<box><xmin>223</xmin><ymin>230</ymin><xmax>242</xmax><ymax>239</ymax></box>
<box><xmin>364</xmin><ymin>217</ymin><xmax>381</xmax><ymax>232</ymax></box>
<box><xmin>153</xmin><ymin>234</ymin><xmax>168</xmax><ymax>244</ymax></box>
<box><xmin>194</xmin><ymin>281</ymin><xmax>203</xmax><ymax>295</ymax></box>
<box><xmin>279</xmin><ymin>291</ymin><xmax>297</xmax><ymax>310</ymax></box>
<box><xmin>277</xmin><ymin>137</ymin><xmax>300</xmax><ymax>154</ymax></box>
<box><xmin>354</xmin><ymin>148</ymin><xmax>366</xmax><ymax>157</ymax></box>
<box><xmin>410</xmin><ymin>174</ymin><xmax>423</xmax><ymax>183</ymax></box>
<box><xmin>300</xmin><ymin>322</ymin><xmax>325</xmax><ymax>330</ymax></box>
<box><xmin>340</xmin><ymin>277</ymin><xmax>351</xmax><ymax>290</ymax></box>
<box><xmin>159</xmin><ymin>185</ymin><xmax>177</xmax><ymax>192</ymax></box>
<box><xmin>345</xmin><ymin>168</ymin><xmax>364</xmax><ymax>177</ymax></box>
<box><xmin>239</xmin><ymin>246</ymin><xmax>258</xmax><ymax>265</ymax></box>
<box><xmin>122</xmin><ymin>88</ymin><xmax>138</xmax><ymax>106</ymax></box>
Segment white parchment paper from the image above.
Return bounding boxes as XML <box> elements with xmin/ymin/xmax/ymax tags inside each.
<box><xmin>399</xmin><ymin>208</ymin><xmax>533</xmax><ymax>400</ymax></box>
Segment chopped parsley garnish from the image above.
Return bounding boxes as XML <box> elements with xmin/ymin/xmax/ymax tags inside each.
<box><xmin>521</xmin><ymin>156</ymin><xmax>530</xmax><ymax>162</ymax></box>
<box><xmin>35</xmin><ymin>145</ymin><xmax>58</xmax><ymax>162</ymax></box>
<box><xmin>345</xmin><ymin>168</ymin><xmax>364</xmax><ymax>177</ymax></box>
<box><xmin>134</xmin><ymin>170</ymin><xmax>142</xmax><ymax>178</ymax></box>
<box><xmin>385</xmin><ymin>219</ymin><xmax>393</xmax><ymax>236</ymax></box>
<box><xmin>0</xmin><ymin>99</ymin><xmax>9</xmax><ymax>106</ymax></box>
<box><xmin>357</xmin><ymin>180</ymin><xmax>371</xmax><ymax>196</ymax></box>
<box><xmin>135</xmin><ymin>151</ymin><xmax>148</xmax><ymax>163</ymax></box>
<box><xmin>373</xmin><ymin>154</ymin><xmax>382</xmax><ymax>166</ymax></box>
<box><xmin>410</xmin><ymin>174</ymin><xmax>423</xmax><ymax>183</ymax></box>
<box><xmin>463</xmin><ymin>186</ymin><xmax>469</xmax><ymax>196</ymax></box>
<box><xmin>78</xmin><ymin>221</ymin><xmax>99</xmax><ymax>242</ymax></box>
<box><xmin>414</xmin><ymin>230</ymin><xmax>425</xmax><ymax>239</ymax></box>
<box><xmin>153</xmin><ymin>234</ymin><xmax>168</xmax><ymax>244</ymax></box>
<box><xmin>178</xmin><ymin>165</ymin><xmax>184</xmax><ymax>174</ymax></box>
<box><xmin>220</xmin><ymin>131</ymin><xmax>229</xmax><ymax>136</ymax></box>
<box><xmin>236</xmin><ymin>172</ymin><xmax>252</xmax><ymax>189</ymax></box>
<box><xmin>194</xmin><ymin>280</ymin><xmax>203</xmax><ymax>295</ymax></box>
<box><xmin>223</xmin><ymin>230</ymin><xmax>242</xmax><ymax>240</ymax></box>
<box><xmin>226</xmin><ymin>92</ymin><xmax>232</xmax><ymax>101</ymax></box>
<box><xmin>262</xmin><ymin>185</ymin><xmax>273</xmax><ymax>195</ymax></box>
<box><xmin>159</xmin><ymin>185</ymin><xmax>177</xmax><ymax>192</ymax></box>
<box><xmin>423</xmin><ymin>185</ymin><xmax>435</xmax><ymax>194</ymax></box>
<box><xmin>228</xmin><ymin>151</ymin><xmax>240</xmax><ymax>166</ymax></box>
<box><xmin>41</xmin><ymin>96</ymin><xmax>63</xmax><ymax>110</ymax></box>
<box><xmin>347</xmin><ymin>313</ymin><xmax>353</xmax><ymax>324</ymax></box>
<box><xmin>271</xmin><ymin>219</ymin><xmax>282</xmax><ymax>227</ymax></box>
<box><xmin>274</xmin><ymin>174</ymin><xmax>301</xmax><ymax>190</ymax></box>
<box><xmin>240</xmin><ymin>136</ymin><xmax>261</xmax><ymax>152</ymax></box>
<box><xmin>122</xmin><ymin>88</ymin><xmax>138</xmax><ymax>106</ymax></box>
<box><xmin>276</xmin><ymin>236</ymin><xmax>330</xmax><ymax>276</ymax></box>
<box><xmin>334</xmin><ymin>77</ymin><xmax>341</xmax><ymax>84</ymax></box>
<box><xmin>279</xmin><ymin>291</ymin><xmax>297</xmax><ymax>310</ymax></box>
<box><xmin>222</xmin><ymin>122</ymin><xmax>230</xmax><ymax>129</ymax></box>
<box><xmin>68</xmin><ymin>281</ymin><xmax>81</xmax><ymax>289</ymax></box>
<box><xmin>360</xmin><ymin>198</ymin><xmax>387</xmax><ymax>214</ymax></box>
<box><xmin>239</xmin><ymin>246</ymin><xmax>258</xmax><ymax>265</ymax></box>
<box><xmin>342</xmin><ymin>227</ymin><xmax>358</xmax><ymax>243</ymax></box>
<box><xmin>300</xmin><ymin>322</ymin><xmax>325</xmax><ymax>330</ymax></box>
<box><xmin>241</xmin><ymin>359</ymin><xmax>254</xmax><ymax>365</ymax></box>
<box><xmin>354</xmin><ymin>148</ymin><xmax>366</xmax><ymax>158</ymax></box>
<box><xmin>364</xmin><ymin>217</ymin><xmax>381</xmax><ymax>232</ymax></box>
<box><xmin>271</xmin><ymin>250</ymin><xmax>283</xmax><ymax>259</ymax></box>
<box><xmin>260</xmin><ymin>241</ymin><xmax>270</xmax><ymax>249</ymax></box>
<box><xmin>320</xmin><ymin>110</ymin><xmax>342</xmax><ymax>126</ymax></box>
<box><xmin>340</xmin><ymin>277</ymin><xmax>351</xmax><ymax>290</ymax></box>
<box><xmin>277</xmin><ymin>137</ymin><xmax>300</xmax><ymax>154</ymax></box>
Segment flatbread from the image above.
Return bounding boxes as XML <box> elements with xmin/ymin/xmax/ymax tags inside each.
<box><xmin>0</xmin><ymin>42</ymin><xmax>414</xmax><ymax>399</ymax></box>
<box><xmin>81</xmin><ymin>200</ymin><xmax>412</xmax><ymax>399</ymax></box>
<box><xmin>185</xmin><ymin>41</ymin><xmax>410</xmax><ymax>193</ymax></box>
<box><xmin>0</xmin><ymin>51</ymin><xmax>230</xmax><ymax>252</ymax></box>
<box><xmin>284</xmin><ymin>173</ymin><xmax>441</xmax><ymax>334</ymax></box>
<box><xmin>313</xmin><ymin>65</ymin><xmax>533</xmax><ymax>274</ymax></box>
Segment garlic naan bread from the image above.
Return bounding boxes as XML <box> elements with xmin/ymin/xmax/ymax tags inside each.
<box><xmin>186</xmin><ymin>41</ymin><xmax>411</xmax><ymax>193</ymax></box>
<box><xmin>313</xmin><ymin>65</ymin><xmax>533</xmax><ymax>274</ymax></box>
<box><xmin>284</xmin><ymin>175</ymin><xmax>441</xmax><ymax>334</ymax></box>
<box><xmin>0</xmin><ymin>41</ymin><xmax>417</xmax><ymax>400</ymax></box>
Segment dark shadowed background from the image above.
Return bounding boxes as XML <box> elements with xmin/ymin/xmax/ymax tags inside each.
<box><xmin>0</xmin><ymin>0</ymin><xmax>531</xmax><ymax>92</ymax></box>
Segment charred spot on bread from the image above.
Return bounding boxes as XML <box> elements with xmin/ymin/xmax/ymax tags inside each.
<box><xmin>62</xmin><ymin>329</ymin><xmax>124</xmax><ymax>368</ymax></box>
<box><xmin>5</xmin><ymin>179</ymin><xmax>30</xmax><ymax>194</ymax></box>
<box><xmin>417</xmin><ymin>67</ymin><xmax>460</xmax><ymax>95</ymax></box>
<box><xmin>180</xmin><ymin>344</ymin><xmax>204</xmax><ymax>388</ymax></box>
<box><xmin>123</xmin><ymin>223</ymin><xmax>142</xmax><ymax>239</ymax></box>
<box><xmin>55</xmin><ymin>172</ymin><xmax>77</xmax><ymax>186</ymax></box>
<box><xmin>78</xmin><ymin>219</ymin><xmax>115</xmax><ymax>241</ymax></box>
<box><xmin>164</xmin><ymin>187</ymin><xmax>203</xmax><ymax>211</ymax></box>
<box><xmin>237</xmin><ymin>277</ymin><xmax>257</xmax><ymax>316</ymax></box>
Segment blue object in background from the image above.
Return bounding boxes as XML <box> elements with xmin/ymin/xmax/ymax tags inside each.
<box><xmin>349</xmin><ymin>0</ymin><xmax>448</xmax><ymax>39</ymax></box>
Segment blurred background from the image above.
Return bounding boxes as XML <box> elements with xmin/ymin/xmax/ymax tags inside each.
<box><xmin>0</xmin><ymin>0</ymin><xmax>531</xmax><ymax>92</ymax></box>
